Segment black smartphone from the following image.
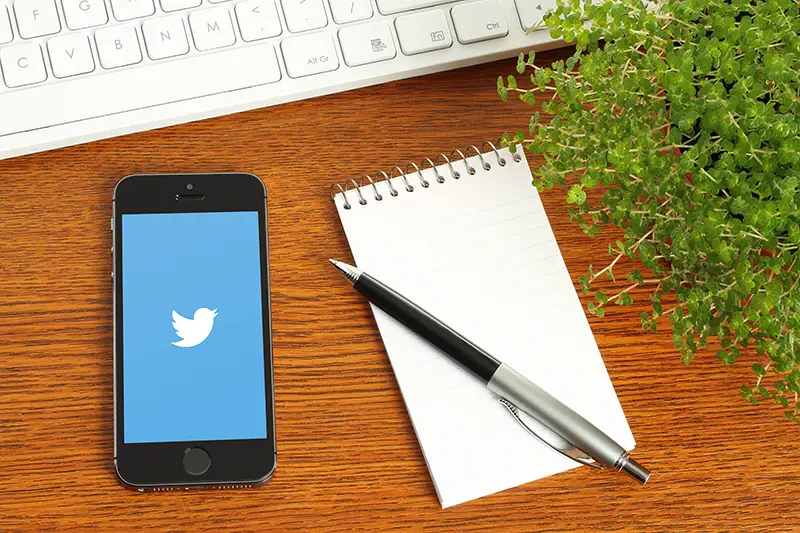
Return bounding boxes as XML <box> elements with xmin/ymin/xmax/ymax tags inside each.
<box><xmin>112</xmin><ymin>173</ymin><xmax>276</xmax><ymax>491</ymax></box>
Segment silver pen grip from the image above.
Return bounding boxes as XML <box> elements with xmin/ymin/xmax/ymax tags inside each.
<box><xmin>487</xmin><ymin>364</ymin><xmax>649</xmax><ymax>482</ymax></box>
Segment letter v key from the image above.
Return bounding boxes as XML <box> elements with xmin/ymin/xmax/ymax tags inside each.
<box><xmin>47</xmin><ymin>34</ymin><xmax>95</xmax><ymax>78</ymax></box>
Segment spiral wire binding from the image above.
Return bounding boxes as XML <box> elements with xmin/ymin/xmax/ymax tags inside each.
<box><xmin>330</xmin><ymin>141</ymin><xmax>523</xmax><ymax>210</ymax></box>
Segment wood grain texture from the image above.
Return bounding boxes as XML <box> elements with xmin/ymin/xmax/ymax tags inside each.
<box><xmin>1</xmin><ymin>48</ymin><xmax>797</xmax><ymax>532</ymax></box>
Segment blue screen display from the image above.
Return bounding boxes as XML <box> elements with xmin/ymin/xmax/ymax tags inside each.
<box><xmin>122</xmin><ymin>211</ymin><xmax>267</xmax><ymax>444</ymax></box>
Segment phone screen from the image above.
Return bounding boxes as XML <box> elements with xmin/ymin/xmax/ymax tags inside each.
<box><xmin>121</xmin><ymin>211</ymin><xmax>267</xmax><ymax>444</ymax></box>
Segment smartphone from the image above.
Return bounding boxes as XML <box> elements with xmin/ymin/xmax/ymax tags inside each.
<box><xmin>112</xmin><ymin>173</ymin><xmax>276</xmax><ymax>491</ymax></box>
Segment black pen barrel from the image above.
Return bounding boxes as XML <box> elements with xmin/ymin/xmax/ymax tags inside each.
<box><xmin>354</xmin><ymin>273</ymin><xmax>501</xmax><ymax>384</ymax></box>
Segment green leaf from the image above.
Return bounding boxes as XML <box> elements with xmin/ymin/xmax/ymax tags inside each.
<box><xmin>627</xmin><ymin>269</ymin><xmax>644</xmax><ymax>284</ymax></box>
<box><xmin>579</xmin><ymin>274</ymin><xmax>590</xmax><ymax>294</ymax></box>
<box><xmin>499</xmin><ymin>87</ymin><xmax>509</xmax><ymax>102</ymax></box>
<box><xmin>566</xmin><ymin>184</ymin><xmax>586</xmax><ymax>205</ymax></box>
<box><xmin>652</xmin><ymin>300</ymin><xmax>663</xmax><ymax>317</ymax></box>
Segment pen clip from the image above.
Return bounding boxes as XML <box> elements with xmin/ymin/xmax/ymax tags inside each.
<box><xmin>497</xmin><ymin>397</ymin><xmax>603</xmax><ymax>470</ymax></box>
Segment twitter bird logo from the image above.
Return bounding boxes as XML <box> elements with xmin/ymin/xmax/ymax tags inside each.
<box><xmin>171</xmin><ymin>308</ymin><xmax>218</xmax><ymax>348</ymax></box>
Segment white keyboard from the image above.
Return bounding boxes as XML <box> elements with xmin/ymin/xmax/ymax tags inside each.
<box><xmin>0</xmin><ymin>0</ymin><xmax>561</xmax><ymax>160</ymax></box>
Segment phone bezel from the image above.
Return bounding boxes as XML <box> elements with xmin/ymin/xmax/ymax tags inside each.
<box><xmin>112</xmin><ymin>173</ymin><xmax>276</xmax><ymax>489</ymax></box>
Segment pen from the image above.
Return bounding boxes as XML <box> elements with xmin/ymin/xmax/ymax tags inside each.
<box><xmin>330</xmin><ymin>259</ymin><xmax>651</xmax><ymax>484</ymax></box>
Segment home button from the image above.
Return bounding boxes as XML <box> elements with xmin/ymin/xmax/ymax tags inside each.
<box><xmin>182</xmin><ymin>447</ymin><xmax>211</xmax><ymax>476</ymax></box>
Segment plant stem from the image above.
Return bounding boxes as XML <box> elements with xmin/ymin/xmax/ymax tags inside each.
<box><xmin>601</xmin><ymin>282</ymin><xmax>639</xmax><ymax>306</ymax></box>
<box><xmin>591</xmin><ymin>251</ymin><xmax>625</xmax><ymax>282</ymax></box>
<box><xmin>753</xmin><ymin>362</ymin><xmax>772</xmax><ymax>390</ymax></box>
<box><xmin>590</xmin><ymin>228</ymin><xmax>654</xmax><ymax>283</ymax></box>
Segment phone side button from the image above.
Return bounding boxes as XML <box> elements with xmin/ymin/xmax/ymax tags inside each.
<box><xmin>182</xmin><ymin>447</ymin><xmax>211</xmax><ymax>476</ymax></box>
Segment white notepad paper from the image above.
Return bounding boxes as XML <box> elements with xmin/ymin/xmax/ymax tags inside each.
<box><xmin>332</xmin><ymin>147</ymin><xmax>635</xmax><ymax>507</ymax></box>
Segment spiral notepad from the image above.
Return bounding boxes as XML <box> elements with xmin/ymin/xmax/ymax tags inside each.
<box><xmin>331</xmin><ymin>144</ymin><xmax>635</xmax><ymax>508</ymax></box>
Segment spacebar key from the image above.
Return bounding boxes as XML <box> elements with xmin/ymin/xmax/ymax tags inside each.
<box><xmin>0</xmin><ymin>44</ymin><xmax>281</xmax><ymax>137</ymax></box>
<box><xmin>376</xmin><ymin>0</ymin><xmax>451</xmax><ymax>15</ymax></box>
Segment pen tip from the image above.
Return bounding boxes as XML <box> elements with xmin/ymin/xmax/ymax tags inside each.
<box><xmin>329</xmin><ymin>260</ymin><xmax>360</xmax><ymax>284</ymax></box>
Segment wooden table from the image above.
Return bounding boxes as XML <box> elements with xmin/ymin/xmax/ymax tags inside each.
<box><xmin>1</xmin><ymin>47</ymin><xmax>797</xmax><ymax>532</ymax></box>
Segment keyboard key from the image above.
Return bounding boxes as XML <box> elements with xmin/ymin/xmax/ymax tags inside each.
<box><xmin>110</xmin><ymin>0</ymin><xmax>155</xmax><ymax>21</ymax></box>
<box><xmin>143</xmin><ymin>16</ymin><xmax>190</xmax><ymax>59</ymax></box>
<box><xmin>62</xmin><ymin>0</ymin><xmax>108</xmax><ymax>30</ymax></box>
<box><xmin>451</xmin><ymin>0</ymin><xmax>507</xmax><ymax>44</ymax></box>
<box><xmin>329</xmin><ymin>0</ymin><xmax>372</xmax><ymax>24</ymax></box>
<box><xmin>0</xmin><ymin>44</ymin><xmax>281</xmax><ymax>136</ymax></box>
<box><xmin>375</xmin><ymin>0</ymin><xmax>449</xmax><ymax>15</ymax></box>
<box><xmin>48</xmin><ymin>33</ymin><xmax>95</xmax><ymax>78</ymax></box>
<box><xmin>394</xmin><ymin>10</ymin><xmax>451</xmax><ymax>55</ymax></box>
<box><xmin>160</xmin><ymin>0</ymin><xmax>201</xmax><ymax>12</ymax></box>
<box><xmin>282</xmin><ymin>0</ymin><xmax>327</xmax><ymax>33</ymax></box>
<box><xmin>515</xmin><ymin>0</ymin><xmax>556</xmax><ymax>31</ymax></box>
<box><xmin>235</xmin><ymin>0</ymin><xmax>281</xmax><ymax>42</ymax></box>
<box><xmin>0</xmin><ymin>43</ymin><xmax>47</xmax><ymax>87</ymax></box>
<box><xmin>95</xmin><ymin>24</ymin><xmax>142</xmax><ymax>68</ymax></box>
<box><xmin>190</xmin><ymin>8</ymin><xmax>236</xmax><ymax>51</ymax></box>
<box><xmin>14</xmin><ymin>0</ymin><xmax>61</xmax><ymax>38</ymax></box>
<box><xmin>338</xmin><ymin>21</ymin><xmax>394</xmax><ymax>67</ymax></box>
<box><xmin>281</xmin><ymin>32</ymin><xmax>338</xmax><ymax>78</ymax></box>
<box><xmin>0</xmin><ymin>6</ymin><xmax>13</xmax><ymax>44</ymax></box>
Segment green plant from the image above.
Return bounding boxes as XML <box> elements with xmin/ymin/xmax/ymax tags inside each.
<box><xmin>498</xmin><ymin>0</ymin><xmax>800</xmax><ymax>420</ymax></box>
